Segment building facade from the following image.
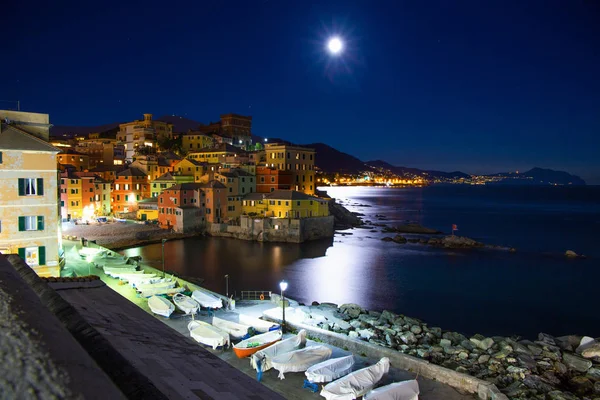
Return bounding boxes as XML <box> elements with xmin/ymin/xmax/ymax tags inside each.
<box><xmin>264</xmin><ymin>143</ymin><xmax>316</xmax><ymax>195</ymax></box>
<box><xmin>256</xmin><ymin>166</ymin><xmax>293</xmax><ymax>193</ymax></box>
<box><xmin>0</xmin><ymin>116</ymin><xmax>61</xmax><ymax>277</ymax></box>
<box><xmin>112</xmin><ymin>168</ymin><xmax>150</xmax><ymax>214</ymax></box>
<box><xmin>242</xmin><ymin>190</ymin><xmax>329</xmax><ymax>218</ymax></box>
<box><xmin>116</xmin><ymin>114</ymin><xmax>173</xmax><ymax>161</ymax></box>
<box><xmin>215</xmin><ymin>169</ymin><xmax>255</xmax><ymax>219</ymax></box>
<box><xmin>57</xmin><ymin>150</ymin><xmax>90</xmax><ymax>171</ymax></box>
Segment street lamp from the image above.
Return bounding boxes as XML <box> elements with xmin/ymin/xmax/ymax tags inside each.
<box><xmin>279</xmin><ymin>280</ymin><xmax>288</xmax><ymax>333</ymax></box>
<box><xmin>161</xmin><ymin>238</ymin><xmax>167</xmax><ymax>278</ymax></box>
<box><xmin>225</xmin><ymin>274</ymin><xmax>229</xmax><ymax>298</ymax></box>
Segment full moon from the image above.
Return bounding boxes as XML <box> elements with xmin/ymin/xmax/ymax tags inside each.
<box><xmin>327</xmin><ymin>37</ymin><xmax>343</xmax><ymax>54</ymax></box>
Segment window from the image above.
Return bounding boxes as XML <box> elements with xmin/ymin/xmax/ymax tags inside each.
<box><xmin>117</xmin><ymin>195</ymin><xmax>121</xmax><ymax>201</ymax></box>
<box><xmin>18</xmin><ymin>246</ymin><xmax>45</xmax><ymax>266</ymax></box>
<box><xmin>271</xmin><ymin>177</ymin><xmax>275</xmax><ymax>183</ymax></box>
<box><xmin>115</xmin><ymin>184</ymin><xmax>120</xmax><ymax>190</ymax></box>
<box><xmin>19</xmin><ymin>216</ymin><xmax>44</xmax><ymax>231</ymax></box>
<box><xmin>310</xmin><ymin>201</ymin><xmax>313</xmax><ymax>205</ymax></box>
<box><xmin>310</xmin><ymin>175</ymin><xmax>313</xmax><ymax>182</ymax></box>
<box><xmin>103</xmin><ymin>194</ymin><xmax>106</xmax><ymax>200</ymax></box>
<box><xmin>183</xmin><ymin>198</ymin><xmax>187</xmax><ymax>205</ymax></box>
<box><xmin>297</xmin><ymin>201</ymin><xmax>300</xmax><ymax>206</ymax></box>
<box><xmin>18</xmin><ymin>178</ymin><xmax>43</xmax><ymax>196</ymax></box>
<box><xmin>277</xmin><ymin>201</ymin><xmax>281</xmax><ymax>205</ymax></box>
<box><xmin>61</xmin><ymin>201</ymin><xmax>64</xmax><ymax>207</ymax></box>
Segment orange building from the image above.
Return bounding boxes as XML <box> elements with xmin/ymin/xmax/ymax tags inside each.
<box><xmin>112</xmin><ymin>168</ymin><xmax>150</xmax><ymax>214</ymax></box>
<box><xmin>256</xmin><ymin>166</ymin><xmax>293</xmax><ymax>193</ymax></box>
<box><xmin>57</xmin><ymin>150</ymin><xmax>90</xmax><ymax>171</ymax></box>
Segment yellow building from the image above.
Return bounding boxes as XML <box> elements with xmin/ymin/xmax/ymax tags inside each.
<box><xmin>116</xmin><ymin>113</ymin><xmax>173</xmax><ymax>161</ymax></box>
<box><xmin>172</xmin><ymin>158</ymin><xmax>207</xmax><ymax>182</ymax></box>
<box><xmin>264</xmin><ymin>143</ymin><xmax>315</xmax><ymax>195</ymax></box>
<box><xmin>181</xmin><ymin>131</ymin><xmax>214</xmax><ymax>153</ymax></box>
<box><xmin>242</xmin><ymin>190</ymin><xmax>328</xmax><ymax>218</ymax></box>
<box><xmin>130</xmin><ymin>154</ymin><xmax>171</xmax><ymax>181</ymax></box>
<box><xmin>0</xmin><ymin>115</ymin><xmax>61</xmax><ymax>277</ymax></box>
<box><xmin>150</xmin><ymin>172</ymin><xmax>195</xmax><ymax>198</ymax></box>
<box><xmin>188</xmin><ymin>143</ymin><xmax>242</xmax><ymax>164</ymax></box>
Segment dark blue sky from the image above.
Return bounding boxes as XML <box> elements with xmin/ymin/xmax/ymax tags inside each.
<box><xmin>4</xmin><ymin>1</ymin><xmax>600</xmax><ymax>182</ymax></box>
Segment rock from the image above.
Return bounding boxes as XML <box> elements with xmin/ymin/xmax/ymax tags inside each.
<box><xmin>460</xmin><ymin>340</ymin><xmax>475</xmax><ymax>351</ymax></box>
<box><xmin>358</xmin><ymin>329</ymin><xmax>376</xmax><ymax>340</ymax></box>
<box><xmin>392</xmin><ymin>234</ymin><xmax>407</xmax><ymax>244</ymax></box>
<box><xmin>546</xmin><ymin>391</ymin><xmax>580</xmax><ymax>400</ymax></box>
<box><xmin>507</xmin><ymin>366</ymin><xmax>527</xmax><ymax>374</ymax></box>
<box><xmin>517</xmin><ymin>353</ymin><xmax>537</xmax><ymax>370</ymax></box>
<box><xmin>478</xmin><ymin>354</ymin><xmax>490</xmax><ymax>364</ymax></box>
<box><xmin>440</xmin><ymin>235</ymin><xmax>484</xmax><ymax>248</ymax></box>
<box><xmin>381</xmin><ymin>237</ymin><xmax>393</xmax><ymax>242</ymax></box>
<box><xmin>538</xmin><ymin>332</ymin><xmax>557</xmax><ymax>346</ymax></box>
<box><xmin>399</xmin><ymin>332</ymin><xmax>417</xmax><ymax>345</ymax></box>
<box><xmin>569</xmin><ymin>376</ymin><xmax>593</xmax><ymax>396</ymax></box>
<box><xmin>581</xmin><ymin>343</ymin><xmax>600</xmax><ymax>359</ymax></box>
<box><xmin>443</xmin><ymin>332</ymin><xmax>467</xmax><ymax>346</ymax></box>
<box><xmin>523</xmin><ymin>375</ymin><xmax>555</xmax><ymax>393</ymax></box>
<box><xmin>440</xmin><ymin>339</ymin><xmax>452</xmax><ymax>347</ymax></box>
<box><xmin>493</xmin><ymin>345</ymin><xmax>513</xmax><ymax>359</ymax></box>
<box><xmin>348</xmin><ymin>331</ymin><xmax>359</xmax><ymax>339</ymax></box>
<box><xmin>443</xmin><ymin>346</ymin><xmax>460</xmax><ymax>355</ymax></box>
<box><xmin>321</xmin><ymin>323</ymin><xmax>331</xmax><ymax>331</ymax></box>
<box><xmin>576</xmin><ymin>336</ymin><xmax>596</xmax><ymax>353</ymax></box>
<box><xmin>349</xmin><ymin>320</ymin><xmax>364</xmax><ymax>329</ymax></box>
<box><xmin>470</xmin><ymin>336</ymin><xmax>495</xmax><ymax>351</ymax></box>
<box><xmin>555</xmin><ymin>335</ymin><xmax>582</xmax><ymax>352</ymax></box>
<box><xmin>320</xmin><ymin>302</ymin><xmax>339</xmax><ymax>308</ymax></box>
<box><xmin>528</xmin><ymin>344</ymin><xmax>543</xmax><ymax>356</ymax></box>
<box><xmin>311</xmin><ymin>301</ymin><xmax>320</xmax><ymax>306</ymax></box>
<box><xmin>429</xmin><ymin>327</ymin><xmax>442</xmax><ymax>337</ymax></box>
<box><xmin>385</xmin><ymin>333</ymin><xmax>397</xmax><ymax>348</ymax></box>
<box><xmin>587</xmin><ymin>367</ymin><xmax>600</xmax><ymax>381</ymax></box>
<box><xmin>565</xmin><ymin>250</ymin><xmax>578</xmax><ymax>257</ymax></box>
<box><xmin>554</xmin><ymin>361</ymin><xmax>568</xmax><ymax>375</ymax></box>
<box><xmin>416</xmin><ymin>348</ymin><xmax>430</xmax><ymax>359</ymax></box>
<box><xmin>595</xmin><ymin>381</ymin><xmax>600</xmax><ymax>394</ymax></box>
<box><xmin>339</xmin><ymin>303</ymin><xmax>364</xmax><ymax>319</ymax></box>
<box><xmin>563</xmin><ymin>353</ymin><xmax>593</xmax><ymax>373</ymax></box>
<box><xmin>410</xmin><ymin>325</ymin><xmax>422</xmax><ymax>334</ymax></box>
<box><xmin>458</xmin><ymin>351</ymin><xmax>469</xmax><ymax>360</ymax></box>
<box><xmin>380</xmin><ymin>310</ymin><xmax>396</xmax><ymax>323</ymax></box>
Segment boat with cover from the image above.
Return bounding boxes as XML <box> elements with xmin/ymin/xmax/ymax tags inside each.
<box><xmin>103</xmin><ymin>267</ymin><xmax>139</xmax><ymax>277</ymax></box>
<box><xmin>116</xmin><ymin>273</ymin><xmax>156</xmax><ymax>282</ymax></box>
<box><xmin>305</xmin><ymin>355</ymin><xmax>355</xmax><ymax>383</ymax></box>
<box><xmin>148</xmin><ymin>295</ymin><xmax>175</xmax><ymax>318</ymax></box>
<box><xmin>238</xmin><ymin>314</ymin><xmax>280</xmax><ymax>333</ymax></box>
<box><xmin>188</xmin><ymin>320</ymin><xmax>230</xmax><ymax>349</ymax></box>
<box><xmin>79</xmin><ymin>247</ymin><xmax>105</xmax><ymax>258</ymax></box>
<box><xmin>251</xmin><ymin>329</ymin><xmax>307</xmax><ymax>372</ymax></box>
<box><xmin>363</xmin><ymin>380</ymin><xmax>419</xmax><ymax>400</ymax></box>
<box><xmin>233</xmin><ymin>330</ymin><xmax>282</xmax><ymax>358</ymax></box>
<box><xmin>212</xmin><ymin>316</ymin><xmax>250</xmax><ymax>340</ymax></box>
<box><xmin>139</xmin><ymin>286</ymin><xmax>184</xmax><ymax>298</ymax></box>
<box><xmin>320</xmin><ymin>357</ymin><xmax>390</xmax><ymax>400</ymax></box>
<box><xmin>173</xmin><ymin>293</ymin><xmax>199</xmax><ymax>315</ymax></box>
<box><xmin>135</xmin><ymin>279</ymin><xmax>175</xmax><ymax>292</ymax></box>
<box><xmin>191</xmin><ymin>290</ymin><xmax>223</xmax><ymax>309</ymax></box>
<box><xmin>271</xmin><ymin>345</ymin><xmax>332</xmax><ymax>379</ymax></box>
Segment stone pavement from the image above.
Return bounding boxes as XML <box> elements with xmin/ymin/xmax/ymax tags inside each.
<box><xmin>60</xmin><ymin>240</ymin><xmax>475</xmax><ymax>399</ymax></box>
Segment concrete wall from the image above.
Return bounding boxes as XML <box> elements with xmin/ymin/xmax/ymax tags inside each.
<box><xmin>264</xmin><ymin>316</ymin><xmax>509</xmax><ymax>400</ymax></box>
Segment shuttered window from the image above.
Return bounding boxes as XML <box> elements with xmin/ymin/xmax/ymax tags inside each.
<box><xmin>18</xmin><ymin>178</ymin><xmax>43</xmax><ymax>196</ymax></box>
<box><xmin>18</xmin><ymin>216</ymin><xmax>44</xmax><ymax>231</ymax></box>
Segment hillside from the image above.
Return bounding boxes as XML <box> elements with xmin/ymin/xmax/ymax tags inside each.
<box><xmin>300</xmin><ymin>143</ymin><xmax>367</xmax><ymax>174</ymax></box>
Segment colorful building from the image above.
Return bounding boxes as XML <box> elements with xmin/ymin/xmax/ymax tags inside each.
<box><xmin>187</xmin><ymin>143</ymin><xmax>243</xmax><ymax>164</ymax></box>
<box><xmin>0</xmin><ymin>115</ymin><xmax>61</xmax><ymax>277</ymax></box>
<box><xmin>264</xmin><ymin>143</ymin><xmax>316</xmax><ymax>194</ymax></box>
<box><xmin>112</xmin><ymin>168</ymin><xmax>150</xmax><ymax>214</ymax></box>
<box><xmin>215</xmin><ymin>169</ymin><xmax>256</xmax><ymax>219</ymax></box>
<box><xmin>57</xmin><ymin>150</ymin><xmax>90</xmax><ymax>171</ymax></box>
<box><xmin>116</xmin><ymin>113</ymin><xmax>173</xmax><ymax>161</ymax></box>
<box><xmin>60</xmin><ymin>171</ymin><xmax>111</xmax><ymax>220</ymax></box>
<box><xmin>74</xmin><ymin>138</ymin><xmax>125</xmax><ymax>168</ymax></box>
<box><xmin>130</xmin><ymin>154</ymin><xmax>171</xmax><ymax>181</ymax></box>
<box><xmin>181</xmin><ymin>131</ymin><xmax>214</xmax><ymax>152</ymax></box>
<box><xmin>87</xmin><ymin>165</ymin><xmax>124</xmax><ymax>183</ymax></box>
<box><xmin>256</xmin><ymin>166</ymin><xmax>293</xmax><ymax>193</ymax></box>
<box><xmin>172</xmin><ymin>158</ymin><xmax>207</xmax><ymax>182</ymax></box>
<box><xmin>242</xmin><ymin>190</ymin><xmax>329</xmax><ymax>218</ymax></box>
<box><xmin>137</xmin><ymin>198</ymin><xmax>159</xmax><ymax>221</ymax></box>
<box><xmin>150</xmin><ymin>172</ymin><xmax>194</xmax><ymax>198</ymax></box>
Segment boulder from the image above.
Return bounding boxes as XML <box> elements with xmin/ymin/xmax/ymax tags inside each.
<box><xmin>416</xmin><ymin>348</ymin><xmax>430</xmax><ymax>359</ymax></box>
<box><xmin>440</xmin><ymin>338</ymin><xmax>452</xmax><ymax>347</ymax></box>
<box><xmin>587</xmin><ymin>367</ymin><xmax>600</xmax><ymax>381</ymax></box>
<box><xmin>478</xmin><ymin>355</ymin><xmax>490</xmax><ymax>364</ymax></box>
<box><xmin>538</xmin><ymin>332</ymin><xmax>557</xmax><ymax>346</ymax></box>
<box><xmin>555</xmin><ymin>335</ymin><xmax>582</xmax><ymax>352</ymax></box>
<box><xmin>441</xmin><ymin>235</ymin><xmax>484</xmax><ymax>248</ymax></box>
<box><xmin>565</xmin><ymin>250</ymin><xmax>578</xmax><ymax>257</ymax></box>
<box><xmin>443</xmin><ymin>331</ymin><xmax>467</xmax><ymax>345</ymax></box>
<box><xmin>576</xmin><ymin>336</ymin><xmax>596</xmax><ymax>353</ymax></box>
<box><xmin>410</xmin><ymin>325</ymin><xmax>422</xmax><ymax>334</ymax></box>
<box><xmin>380</xmin><ymin>310</ymin><xmax>396</xmax><ymax>323</ymax></box>
<box><xmin>348</xmin><ymin>331</ymin><xmax>359</xmax><ymax>339</ymax></box>
<box><xmin>339</xmin><ymin>303</ymin><xmax>364</xmax><ymax>319</ymax></box>
<box><xmin>493</xmin><ymin>345</ymin><xmax>513</xmax><ymax>359</ymax></box>
<box><xmin>546</xmin><ymin>391</ymin><xmax>580</xmax><ymax>400</ymax></box>
<box><xmin>381</xmin><ymin>237</ymin><xmax>394</xmax><ymax>242</ymax></box>
<box><xmin>581</xmin><ymin>343</ymin><xmax>600</xmax><ymax>359</ymax></box>
<box><xmin>429</xmin><ymin>327</ymin><xmax>442</xmax><ymax>337</ymax></box>
<box><xmin>470</xmin><ymin>336</ymin><xmax>495</xmax><ymax>351</ymax></box>
<box><xmin>569</xmin><ymin>376</ymin><xmax>593</xmax><ymax>396</ymax></box>
<box><xmin>399</xmin><ymin>332</ymin><xmax>417</xmax><ymax>345</ymax></box>
<box><xmin>563</xmin><ymin>353</ymin><xmax>592</xmax><ymax>373</ymax></box>
<box><xmin>392</xmin><ymin>235</ymin><xmax>407</xmax><ymax>244</ymax></box>
<box><xmin>522</xmin><ymin>375</ymin><xmax>554</xmax><ymax>393</ymax></box>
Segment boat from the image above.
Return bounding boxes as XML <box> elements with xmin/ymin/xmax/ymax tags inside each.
<box><xmin>238</xmin><ymin>314</ymin><xmax>280</xmax><ymax>333</ymax></box>
<box><xmin>115</xmin><ymin>273</ymin><xmax>156</xmax><ymax>281</ymax></box>
<box><xmin>250</xmin><ymin>329</ymin><xmax>307</xmax><ymax>372</ymax></box>
<box><xmin>191</xmin><ymin>290</ymin><xmax>223</xmax><ymax>309</ymax></box>
<box><xmin>233</xmin><ymin>330</ymin><xmax>283</xmax><ymax>358</ymax></box>
<box><xmin>172</xmin><ymin>293</ymin><xmax>199</xmax><ymax>315</ymax></box>
<box><xmin>212</xmin><ymin>316</ymin><xmax>250</xmax><ymax>340</ymax></box>
<box><xmin>139</xmin><ymin>286</ymin><xmax>184</xmax><ymax>298</ymax></box>
<box><xmin>320</xmin><ymin>357</ymin><xmax>390</xmax><ymax>400</ymax></box>
<box><xmin>188</xmin><ymin>320</ymin><xmax>230</xmax><ymax>349</ymax></box>
<box><xmin>79</xmin><ymin>247</ymin><xmax>105</xmax><ymax>258</ymax></box>
<box><xmin>129</xmin><ymin>276</ymin><xmax>167</xmax><ymax>286</ymax></box>
<box><xmin>103</xmin><ymin>267</ymin><xmax>138</xmax><ymax>276</ymax></box>
<box><xmin>305</xmin><ymin>355</ymin><xmax>355</xmax><ymax>383</ymax></box>
<box><xmin>135</xmin><ymin>279</ymin><xmax>175</xmax><ymax>292</ymax></box>
<box><xmin>148</xmin><ymin>295</ymin><xmax>175</xmax><ymax>318</ymax></box>
<box><xmin>363</xmin><ymin>380</ymin><xmax>419</xmax><ymax>400</ymax></box>
<box><xmin>271</xmin><ymin>345</ymin><xmax>332</xmax><ymax>379</ymax></box>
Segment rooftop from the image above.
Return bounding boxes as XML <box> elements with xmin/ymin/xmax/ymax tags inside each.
<box><xmin>0</xmin><ymin>123</ymin><xmax>60</xmax><ymax>153</ymax></box>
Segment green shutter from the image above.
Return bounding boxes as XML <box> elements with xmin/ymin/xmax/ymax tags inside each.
<box><xmin>37</xmin><ymin>216</ymin><xmax>44</xmax><ymax>231</ymax></box>
<box><xmin>39</xmin><ymin>246</ymin><xmax>46</xmax><ymax>265</ymax></box>
<box><xmin>18</xmin><ymin>248</ymin><xmax>25</xmax><ymax>260</ymax></box>
<box><xmin>18</xmin><ymin>216</ymin><xmax>25</xmax><ymax>231</ymax></box>
<box><xmin>0</xmin><ymin>151</ymin><xmax>3</xmax><ymax>163</ymax></box>
<box><xmin>18</xmin><ymin>178</ymin><xmax>25</xmax><ymax>196</ymax></box>
<box><xmin>37</xmin><ymin>178</ymin><xmax>44</xmax><ymax>195</ymax></box>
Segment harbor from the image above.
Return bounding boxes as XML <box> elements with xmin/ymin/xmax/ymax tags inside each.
<box><xmin>60</xmin><ymin>238</ymin><xmax>477</xmax><ymax>399</ymax></box>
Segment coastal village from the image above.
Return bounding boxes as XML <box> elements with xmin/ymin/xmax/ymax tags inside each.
<box><xmin>1</xmin><ymin>108</ymin><xmax>598</xmax><ymax>400</ymax></box>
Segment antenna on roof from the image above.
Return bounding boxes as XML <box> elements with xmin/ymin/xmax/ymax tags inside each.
<box><xmin>0</xmin><ymin>100</ymin><xmax>20</xmax><ymax>111</ymax></box>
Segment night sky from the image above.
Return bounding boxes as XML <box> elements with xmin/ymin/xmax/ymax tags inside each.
<box><xmin>3</xmin><ymin>1</ymin><xmax>600</xmax><ymax>183</ymax></box>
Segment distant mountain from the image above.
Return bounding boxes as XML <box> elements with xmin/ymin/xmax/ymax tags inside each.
<box><xmin>365</xmin><ymin>160</ymin><xmax>470</xmax><ymax>180</ymax></box>
<box><xmin>301</xmin><ymin>143</ymin><xmax>367</xmax><ymax>174</ymax></box>
<box><xmin>488</xmin><ymin>167</ymin><xmax>586</xmax><ymax>186</ymax></box>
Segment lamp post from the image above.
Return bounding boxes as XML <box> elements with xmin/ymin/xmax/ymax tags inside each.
<box><xmin>225</xmin><ymin>274</ymin><xmax>229</xmax><ymax>298</ymax></box>
<box><xmin>279</xmin><ymin>280</ymin><xmax>288</xmax><ymax>333</ymax></box>
<box><xmin>161</xmin><ymin>238</ymin><xmax>167</xmax><ymax>278</ymax></box>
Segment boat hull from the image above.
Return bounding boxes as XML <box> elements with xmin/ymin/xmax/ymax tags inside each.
<box><xmin>233</xmin><ymin>339</ymin><xmax>280</xmax><ymax>358</ymax></box>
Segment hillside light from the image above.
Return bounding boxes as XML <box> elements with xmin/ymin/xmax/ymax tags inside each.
<box><xmin>264</xmin><ymin>138</ymin><xmax>268</xmax><ymax>142</ymax></box>
<box><xmin>279</xmin><ymin>280</ymin><xmax>288</xmax><ymax>332</ymax></box>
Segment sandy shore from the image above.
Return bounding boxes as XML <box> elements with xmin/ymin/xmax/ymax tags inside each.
<box><xmin>61</xmin><ymin>221</ymin><xmax>200</xmax><ymax>251</ymax></box>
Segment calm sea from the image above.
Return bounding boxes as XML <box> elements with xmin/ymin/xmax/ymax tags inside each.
<box><xmin>122</xmin><ymin>185</ymin><xmax>600</xmax><ymax>339</ymax></box>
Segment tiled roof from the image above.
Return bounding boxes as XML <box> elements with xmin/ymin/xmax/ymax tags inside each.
<box><xmin>166</xmin><ymin>183</ymin><xmax>205</xmax><ymax>191</ymax></box>
<box><xmin>154</xmin><ymin>172</ymin><xmax>175</xmax><ymax>181</ymax></box>
<box><xmin>197</xmin><ymin>180</ymin><xmax>227</xmax><ymax>189</ymax></box>
<box><xmin>117</xmin><ymin>167</ymin><xmax>146</xmax><ymax>177</ymax></box>
<box><xmin>0</xmin><ymin>124</ymin><xmax>60</xmax><ymax>152</ymax></box>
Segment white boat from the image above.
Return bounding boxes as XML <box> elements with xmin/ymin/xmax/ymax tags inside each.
<box><xmin>188</xmin><ymin>320</ymin><xmax>230</xmax><ymax>349</ymax></box>
<box><xmin>191</xmin><ymin>290</ymin><xmax>223</xmax><ymax>309</ymax></box>
<box><xmin>320</xmin><ymin>357</ymin><xmax>390</xmax><ymax>400</ymax></box>
<box><xmin>139</xmin><ymin>286</ymin><xmax>184</xmax><ymax>298</ymax></box>
<box><xmin>364</xmin><ymin>380</ymin><xmax>420</xmax><ymax>400</ymax></box>
<box><xmin>135</xmin><ymin>280</ymin><xmax>175</xmax><ymax>292</ymax></box>
<box><xmin>305</xmin><ymin>355</ymin><xmax>355</xmax><ymax>383</ymax></box>
<box><xmin>129</xmin><ymin>276</ymin><xmax>167</xmax><ymax>287</ymax></box>
<box><xmin>79</xmin><ymin>247</ymin><xmax>105</xmax><ymax>257</ymax></box>
<box><xmin>173</xmin><ymin>293</ymin><xmax>199</xmax><ymax>315</ymax></box>
<box><xmin>103</xmin><ymin>267</ymin><xmax>139</xmax><ymax>275</ymax></box>
<box><xmin>212</xmin><ymin>316</ymin><xmax>250</xmax><ymax>340</ymax></box>
<box><xmin>271</xmin><ymin>345</ymin><xmax>332</xmax><ymax>379</ymax></box>
<box><xmin>148</xmin><ymin>295</ymin><xmax>175</xmax><ymax>318</ymax></box>
<box><xmin>251</xmin><ymin>329</ymin><xmax>307</xmax><ymax>372</ymax></box>
<box><xmin>238</xmin><ymin>314</ymin><xmax>280</xmax><ymax>333</ymax></box>
<box><xmin>233</xmin><ymin>330</ymin><xmax>283</xmax><ymax>358</ymax></box>
<box><xmin>116</xmin><ymin>273</ymin><xmax>156</xmax><ymax>281</ymax></box>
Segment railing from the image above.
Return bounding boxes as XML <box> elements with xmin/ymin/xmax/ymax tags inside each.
<box><xmin>240</xmin><ymin>290</ymin><xmax>272</xmax><ymax>300</ymax></box>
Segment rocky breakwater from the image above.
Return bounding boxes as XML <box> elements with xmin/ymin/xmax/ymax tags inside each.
<box><xmin>381</xmin><ymin>234</ymin><xmax>501</xmax><ymax>250</ymax></box>
<box><xmin>300</xmin><ymin>303</ymin><xmax>600</xmax><ymax>399</ymax></box>
<box><xmin>329</xmin><ymin>200</ymin><xmax>364</xmax><ymax>229</ymax></box>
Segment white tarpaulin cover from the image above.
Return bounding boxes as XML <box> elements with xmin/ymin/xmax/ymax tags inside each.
<box><xmin>251</xmin><ymin>329</ymin><xmax>307</xmax><ymax>372</ymax></box>
<box><xmin>271</xmin><ymin>345</ymin><xmax>332</xmax><ymax>379</ymax></box>
<box><xmin>212</xmin><ymin>316</ymin><xmax>250</xmax><ymax>339</ymax></box>
<box><xmin>262</xmin><ymin>307</ymin><xmax>310</xmax><ymax>324</ymax></box>
<box><xmin>305</xmin><ymin>355</ymin><xmax>355</xmax><ymax>383</ymax></box>
<box><xmin>238</xmin><ymin>314</ymin><xmax>280</xmax><ymax>333</ymax></box>
<box><xmin>191</xmin><ymin>290</ymin><xmax>223</xmax><ymax>309</ymax></box>
<box><xmin>188</xmin><ymin>321</ymin><xmax>230</xmax><ymax>350</ymax></box>
<box><xmin>364</xmin><ymin>380</ymin><xmax>419</xmax><ymax>400</ymax></box>
<box><xmin>320</xmin><ymin>357</ymin><xmax>390</xmax><ymax>400</ymax></box>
